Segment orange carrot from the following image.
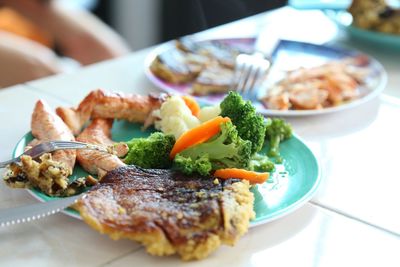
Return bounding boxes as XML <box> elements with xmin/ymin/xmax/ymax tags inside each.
<box><xmin>214</xmin><ymin>168</ymin><xmax>269</xmax><ymax>184</ymax></box>
<box><xmin>182</xmin><ymin>95</ymin><xmax>201</xmax><ymax>117</ymax></box>
<box><xmin>170</xmin><ymin>116</ymin><xmax>230</xmax><ymax>159</ymax></box>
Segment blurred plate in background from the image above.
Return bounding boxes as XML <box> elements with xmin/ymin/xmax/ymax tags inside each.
<box><xmin>145</xmin><ymin>38</ymin><xmax>387</xmax><ymax>116</ymax></box>
<box><xmin>325</xmin><ymin>10</ymin><xmax>400</xmax><ymax>48</ymax></box>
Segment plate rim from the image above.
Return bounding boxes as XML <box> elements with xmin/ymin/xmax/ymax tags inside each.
<box><xmin>13</xmin><ymin>130</ymin><xmax>321</xmax><ymax>227</ymax></box>
<box><xmin>143</xmin><ymin>37</ymin><xmax>387</xmax><ymax>117</ymax></box>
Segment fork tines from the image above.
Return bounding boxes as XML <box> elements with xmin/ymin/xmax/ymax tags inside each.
<box><xmin>232</xmin><ymin>53</ymin><xmax>271</xmax><ymax>101</ymax></box>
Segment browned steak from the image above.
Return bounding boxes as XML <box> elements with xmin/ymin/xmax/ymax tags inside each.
<box><xmin>75</xmin><ymin>165</ymin><xmax>254</xmax><ymax>260</ymax></box>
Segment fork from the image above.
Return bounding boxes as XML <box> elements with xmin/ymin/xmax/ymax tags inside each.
<box><xmin>0</xmin><ymin>141</ymin><xmax>110</xmax><ymax>168</ymax></box>
<box><xmin>231</xmin><ymin>30</ymin><xmax>280</xmax><ymax>101</ymax></box>
<box><xmin>232</xmin><ymin>53</ymin><xmax>272</xmax><ymax>101</ymax></box>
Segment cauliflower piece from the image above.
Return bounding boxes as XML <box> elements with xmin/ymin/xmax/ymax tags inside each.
<box><xmin>154</xmin><ymin>96</ymin><xmax>200</xmax><ymax>139</ymax></box>
<box><xmin>198</xmin><ymin>105</ymin><xmax>221</xmax><ymax>123</ymax></box>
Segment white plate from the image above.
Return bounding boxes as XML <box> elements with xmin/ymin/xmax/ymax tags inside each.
<box><xmin>144</xmin><ymin>38</ymin><xmax>387</xmax><ymax>116</ymax></box>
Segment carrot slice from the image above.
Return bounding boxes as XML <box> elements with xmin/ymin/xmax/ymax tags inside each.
<box><xmin>182</xmin><ymin>95</ymin><xmax>201</xmax><ymax>117</ymax></box>
<box><xmin>214</xmin><ymin>168</ymin><xmax>269</xmax><ymax>184</ymax></box>
<box><xmin>170</xmin><ymin>116</ymin><xmax>230</xmax><ymax>159</ymax></box>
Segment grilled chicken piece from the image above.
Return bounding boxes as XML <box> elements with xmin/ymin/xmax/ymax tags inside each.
<box><xmin>76</xmin><ymin>118</ymin><xmax>126</xmax><ymax>178</ymax></box>
<box><xmin>76</xmin><ymin>165</ymin><xmax>255</xmax><ymax>261</ymax></box>
<box><xmin>32</xmin><ymin>100</ymin><xmax>76</xmax><ymax>172</ymax></box>
<box><xmin>56</xmin><ymin>89</ymin><xmax>168</xmax><ymax>135</ymax></box>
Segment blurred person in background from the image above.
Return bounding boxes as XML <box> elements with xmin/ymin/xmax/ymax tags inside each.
<box><xmin>0</xmin><ymin>0</ymin><xmax>129</xmax><ymax>88</ymax></box>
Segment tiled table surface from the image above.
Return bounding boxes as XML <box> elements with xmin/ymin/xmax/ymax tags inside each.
<box><xmin>0</xmin><ymin>7</ymin><xmax>399</xmax><ymax>267</ymax></box>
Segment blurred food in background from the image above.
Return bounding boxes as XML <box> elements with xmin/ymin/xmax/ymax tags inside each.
<box><xmin>349</xmin><ymin>0</ymin><xmax>400</xmax><ymax>34</ymax></box>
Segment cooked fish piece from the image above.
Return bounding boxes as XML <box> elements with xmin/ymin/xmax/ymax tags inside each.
<box><xmin>192</xmin><ymin>64</ymin><xmax>234</xmax><ymax>95</ymax></box>
<box><xmin>76</xmin><ymin>165</ymin><xmax>255</xmax><ymax>261</ymax></box>
<box><xmin>176</xmin><ymin>38</ymin><xmax>239</xmax><ymax>69</ymax></box>
<box><xmin>76</xmin><ymin>118</ymin><xmax>126</xmax><ymax>178</ymax></box>
<box><xmin>32</xmin><ymin>100</ymin><xmax>76</xmax><ymax>172</ymax></box>
<box><xmin>150</xmin><ymin>49</ymin><xmax>209</xmax><ymax>84</ymax></box>
<box><xmin>56</xmin><ymin>90</ymin><xmax>168</xmax><ymax>135</ymax></box>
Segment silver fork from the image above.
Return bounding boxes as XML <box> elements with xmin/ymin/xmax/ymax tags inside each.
<box><xmin>232</xmin><ymin>30</ymin><xmax>280</xmax><ymax>101</ymax></box>
<box><xmin>232</xmin><ymin>53</ymin><xmax>271</xmax><ymax>101</ymax></box>
<box><xmin>0</xmin><ymin>141</ymin><xmax>110</xmax><ymax>168</ymax></box>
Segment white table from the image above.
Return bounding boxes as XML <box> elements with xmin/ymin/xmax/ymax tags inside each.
<box><xmin>0</xmin><ymin>7</ymin><xmax>399</xmax><ymax>267</ymax></box>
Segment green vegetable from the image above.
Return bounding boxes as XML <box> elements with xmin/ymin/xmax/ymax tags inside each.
<box><xmin>220</xmin><ymin>91</ymin><xmax>266</xmax><ymax>154</ymax></box>
<box><xmin>173</xmin><ymin>121</ymin><xmax>252</xmax><ymax>175</ymax></box>
<box><xmin>124</xmin><ymin>132</ymin><xmax>175</xmax><ymax>169</ymax></box>
<box><xmin>249</xmin><ymin>153</ymin><xmax>275</xmax><ymax>172</ymax></box>
<box><xmin>265</xmin><ymin>118</ymin><xmax>292</xmax><ymax>157</ymax></box>
<box><xmin>173</xmin><ymin>154</ymin><xmax>212</xmax><ymax>176</ymax></box>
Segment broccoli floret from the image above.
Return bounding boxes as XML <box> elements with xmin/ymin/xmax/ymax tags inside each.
<box><xmin>174</xmin><ymin>154</ymin><xmax>212</xmax><ymax>176</ymax></box>
<box><xmin>265</xmin><ymin>118</ymin><xmax>292</xmax><ymax>157</ymax></box>
<box><xmin>173</xmin><ymin>121</ymin><xmax>252</xmax><ymax>175</ymax></box>
<box><xmin>249</xmin><ymin>153</ymin><xmax>275</xmax><ymax>172</ymax></box>
<box><xmin>124</xmin><ymin>132</ymin><xmax>175</xmax><ymax>169</ymax></box>
<box><xmin>220</xmin><ymin>91</ymin><xmax>266</xmax><ymax>154</ymax></box>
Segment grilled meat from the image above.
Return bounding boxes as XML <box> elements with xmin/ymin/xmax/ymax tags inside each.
<box><xmin>76</xmin><ymin>165</ymin><xmax>254</xmax><ymax>261</ymax></box>
<box><xmin>76</xmin><ymin>118</ymin><xmax>127</xmax><ymax>178</ymax></box>
<box><xmin>56</xmin><ymin>89</ymin><xmax>168</xmax><ymax>135</ymax></box>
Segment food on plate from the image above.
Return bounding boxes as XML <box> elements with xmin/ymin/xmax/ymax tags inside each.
<box><xmin>75</xmin><ymin>165</ymin><xmax>254</xmax><ymax>261</ymax></box>
<box><xmin>192</xmin><ymin>64</ymin><xmax>234</xmax><ymax>96</ymax></box>
<box><xmin>261</xmin><ymin>56</ymin><xmax>371</xmax><ymax>110</ymax></box>
<box><xmin>220</xmin><ymin>92</ymin><xmax>267</xmax><ymax>154</ymax></box>
<box><xmin>181</xmin><ymin>95</ymin><xmax>201</xmax><ymax>116</ymax></box>
<box><xmin>56</xmin><ymin>89</ymin><xmax>168</xmax><ymax>135</ymax></box>
<box><xmin>214</xmin><ymin>168</ymin><xmax>269</xmax><ymax>184</ymax></box>
<box><xmin>177</xmin><ymin>37</ymin><xmax>238</xmax><ymax>68</ymax></box>
<box><xmin>31</xmin><ymin>100</ymin><xmax>76</xmax><ymax>172</ymax></box>
<box><xmin>173</xmin><ymin>121</ymin><xmax>252</xmax><ymax>176</ymax></box>
<box><xmin>150</xmin><ymin>37</ymin><xmax>239</xmax><ymax>95</ymax></box>
<box><xmin>4</xmin><ymin>154</ymin><xmax>97</xmax><ymax>196</ymax></box>
<box><xmin>153</xmin><ymin>95</ymin><xmax>200</xmax><ymax>139</ymax></box>
<box><xmin>3</xmin><ymin>89</ymin><xmax>295</xmax><ymax>260</ymax></box>
<box><xmin>169</xmin><ymin>116</ymin><xmax>231</xmax><ymax>158</ymax></box>
<box><xmin>264</xmin><ymin>118</ymin><xmax>293</xmax><ymax>158</ymax></box>
<box><xmin>124</xmin><ymin>132</ymin><xmax>175</xmax><ymax>169</ymax></box>
<box><xmin>348</xmin><ymin>0</ymin><xmax>400</xmax><ymax>34</ymax></box>
<box><xmin>150</xmin><ymin>49</ymin><xmax>209</xmax><ymax>84</ymax></box>
<box><xmin>197</xmin><ymin>104</ymin><xmax>221</xmax><ymax>123</ymax></box>
<box><xmin>3</xmin><ymin>100</ymin><xmax>88</xmax><ymax>196</ymax></box>
<box><xmin>76</xmin><ymin>119</ymin><xmax>127</xmax><ymax>178</ymax></box>
<box><xmin>152</xmin><ymin>92</ymin><xmax>282</xmax><ymax>178</ymax></box>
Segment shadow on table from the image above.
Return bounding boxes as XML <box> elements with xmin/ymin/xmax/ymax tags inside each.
<box><xmin>287</xmin><ymin>97</ymin><xmax>380</xmax><ymax>141</ymax></box>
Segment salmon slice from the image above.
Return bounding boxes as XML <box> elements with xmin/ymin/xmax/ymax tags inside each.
<box><xmin>31</xmin><ymin>100</ymin><xmax>76</xmax><ymax>173</ymax></box>
<box><xmin>76</xmin><ymin>118</ymin><xmax>127</xmax><ymax>178</ymax></box>
<box><xmin>56</xmin><ymin>89</ymin><xmax>168</xmax><ymax>135</ymax></box>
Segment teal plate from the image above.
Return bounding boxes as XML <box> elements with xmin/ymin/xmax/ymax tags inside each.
<box><xmin>13</xmin><ymin>120</ymin><xmax>321</xmax><ymax>227</ymax></box>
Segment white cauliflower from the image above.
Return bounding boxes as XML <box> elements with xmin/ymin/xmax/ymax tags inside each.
<box><xmin>154</xmin><ymin>96</ymin><xmax>200</xmax><ymax>139</ymax></box>
<box><xmin>198</xmin><ymin>105</ymin><xmax>221</xmax><ymax>123</ymax></box>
